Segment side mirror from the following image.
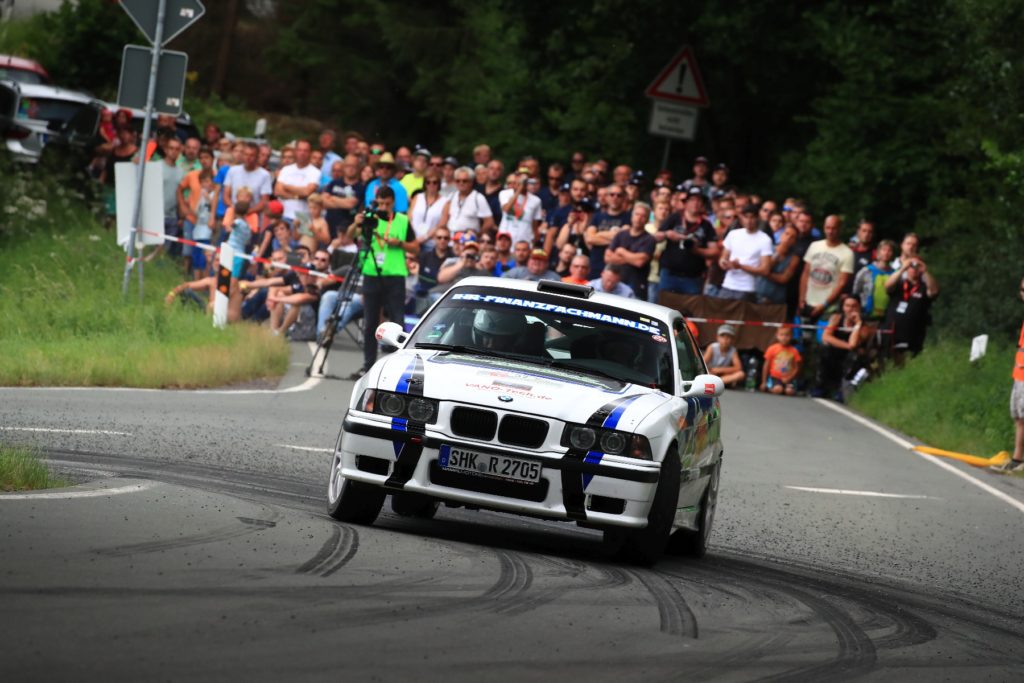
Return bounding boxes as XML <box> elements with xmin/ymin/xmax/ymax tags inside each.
<box><xmin>680</xmin><ymin>374</ymin><xmax>724</xmax><ymax>398</ymax></box>
<box><xmin>375</xmin><ymin>321</ymin><xmax>408</xmax><ymax>349</ymax></box>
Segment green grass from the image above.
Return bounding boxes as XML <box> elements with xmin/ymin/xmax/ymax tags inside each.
<box><xmin>0</xmin><ymin>444</ymin><xmax>69</xmax><ymax>492</ymax></box>
<box><xmin>185</xmin><ymin>94</ymin><xmax>333</xmax><ymax>149</ymax></box>
<box><xmin>849</xmin><ymin>341</ymin><xmax>1014</xmax><ymax>458</ymax></box>
<box><xmin>0</xmin><ymin>187</ymin><xmax>289</xmax><ymax>388</ymax></box>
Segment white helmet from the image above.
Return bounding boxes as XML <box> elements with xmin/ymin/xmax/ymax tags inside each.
<box><xmin>472</xmin><ymin>309</ymin><xmax>525</xmax><ymax>348</ymax></box>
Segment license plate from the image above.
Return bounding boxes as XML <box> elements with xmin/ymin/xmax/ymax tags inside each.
<box><xmin>438</xmin><ymin>445</ymin><xmax>541</xmax><ymax>484</ymax></box>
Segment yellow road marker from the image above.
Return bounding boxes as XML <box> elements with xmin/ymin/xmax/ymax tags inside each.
<box><xmin>912</xmin><ymin>446</ymin><xmax>1010</xmax><ymax>469</ymax></box>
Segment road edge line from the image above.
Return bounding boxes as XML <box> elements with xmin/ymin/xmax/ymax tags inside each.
<box><xmin>812</xmin><ymin>398</ymin><xmax>1024</xmax><ymax>516</ymax></box>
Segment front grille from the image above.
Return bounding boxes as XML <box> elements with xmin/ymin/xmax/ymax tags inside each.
<box><xmin>450</xmin><ymin>407</ymin><xmax>498</xmax><ymax>441</ymax></box>
<box><xmin>429</xmin><ymin>461</ymin><xmax>548</xmax><ymax>502</ymax></box>
<box><xmin>498</xmin><ymin>415</ymin><xmax>549</xmax><ymax>449</ymax></box>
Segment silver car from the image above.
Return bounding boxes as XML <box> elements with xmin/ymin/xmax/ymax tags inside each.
<box><xmin>0</xmin><ymin>80</ymin><xmax>101</xmax><ymax>163</ymax></box>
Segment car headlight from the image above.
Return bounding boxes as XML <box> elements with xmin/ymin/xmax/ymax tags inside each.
<box><xmin>379</xmin><ymin>392</ymin><xmax>407</xmax><ymax>417</ymax></box>
<box><xmin>599</xmin><ymin>431</ymin><xmax>627</xmax><ymax>455</ymax></box>
<box><xmin>562</xmin><ymin>424</ymin><xmax>650</xmax><ymax>459</ymax></box>
<box><xmin>407</xmin><ymin>398</ymin><xmax>436</xmax><ymax>422</ymax></box>
<box><xmin>568</xmin><ymin>427</ymin><xmax>596</xmax><ymax>450</ymax></box>
<box><xmin>359</xmin><ymin>389</ymin><xmax>439</xmax><ymax>424</ymax></box>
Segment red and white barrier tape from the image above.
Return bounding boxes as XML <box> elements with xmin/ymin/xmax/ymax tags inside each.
<box><xmin>128</xmin><ymin>228</ymin><xmax>345</xmax><ymax>283</ymax></box>
<box><xmin>687</xmin><ymin>316</ymin><xmax>893</xmax><ymax>334</ymax></box>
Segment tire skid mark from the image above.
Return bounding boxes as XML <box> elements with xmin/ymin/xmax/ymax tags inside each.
<box><xmin>94</xmin><ymin>512</ymin><xmax>281</xmax><ymax>557</ymax></box>
<box><xmin>319</xmin><ymin>525</ymin><xmax>359</xmax><ymax>577</ymax></box>
<box><xmin>295</xmin><ymin>526</ymin><xmax>342</xmax><ymax>575</ymax></box>
<box><xmin>630</xmin><ymin>569</ymin><xmax>699</xmax><ymax>638</ymax></box>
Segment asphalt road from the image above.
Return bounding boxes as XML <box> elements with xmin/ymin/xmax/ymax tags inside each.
<box><xmin>2</xmin><ymin>339</ymin><xmax>1023</xmax><ymax>681</ymax></box>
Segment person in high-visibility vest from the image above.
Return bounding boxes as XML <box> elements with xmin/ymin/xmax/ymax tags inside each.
<box><xmin>992</xmin><ymin>276</ymin><xmax>1024</xmax><ymax>473</ymax></box>
<box><xmin>347</xmin><ymin>185</ymin><xmax>418</xmax><ymax>379</ymax></box>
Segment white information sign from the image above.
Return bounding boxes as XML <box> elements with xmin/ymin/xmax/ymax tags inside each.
<box><xmin>648</xmin><ymin>100</ymin><xmax>699</xmax><ymax>141</ymax></box>
<box><xmin>115</xmin><ymin>161</ymin><xmax>166</xmax><ymax>247</ymax></box>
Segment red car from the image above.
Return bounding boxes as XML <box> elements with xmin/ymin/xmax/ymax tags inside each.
<box><xmin>0</xmin><ymin>55</ymin><xmax>51</xmax><ymax>86</ymax></box>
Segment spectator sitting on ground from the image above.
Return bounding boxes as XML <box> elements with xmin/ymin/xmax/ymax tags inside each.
<box><xmin>815</xmin><ymin>295</ymin><xmax>872</xmax><ymax>399</ymax></box>
<box><xmin>562</xmin><ymin>254</ymin><xmax>591</xmax><ymax>285</ymax></box>
<box><xmin>502</xmin><ymin>248</ymin><xmax>560</xmax><ymax>282</ymax></box>
<box><xmin>852</xmin><ymin>238</ymin><xmax>896</xmax><ymax>321</ymax></box>
<box><xmin>239</xmin><ymin>249</ymin><xmax>292</xmax><ymax>321</ymax></box>
<box><xmin>258</xmin><ymin>220</ymin><xmax>299</xmax><ymax>259</ymax></box>
<box><xmin>760</xmin><ymin>326</ymin><xmax>803</xmax><ymax>396</ymax></box>
<box><xmin>703</xmin><ymin>324</ymin><xmax>745</xmax><ymax>388</ymax></box>
<box><xmin>264</xmin><ymin>251</ymin><xmax>326</xmax><ymax>336</ymax></box>
<box><xmin>588</xmin><ymin>263</ymin><xmax>635</xmax><ymax>298</ymax></box>
<box><xmin>164</xmin><ymin>273</ymin><xmax>218</xmax><ymax>311</ymax></box>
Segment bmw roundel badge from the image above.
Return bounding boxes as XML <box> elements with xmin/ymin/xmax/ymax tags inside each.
<box><xmin>498</xmin><ymin>395</ymin><xmax>513</xmax><ymax>403</ymax></box>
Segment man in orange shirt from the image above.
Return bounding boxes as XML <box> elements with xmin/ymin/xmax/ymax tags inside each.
<box><xmin>561</xmin><ymin>254</ymin><xmax>591</xmax><ymax>285</ymax></box>
<box><xmin>992</xmin><ymin>276</ymin><xmax>1024</xmax><ymax>473</ymax></box>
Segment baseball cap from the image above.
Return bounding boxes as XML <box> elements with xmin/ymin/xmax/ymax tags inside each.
<box><xmin>683</xmin><ymin>186</ymin><xmax>706</xmax><ymax>202</ymax></box>
<box><xmin>460</xmin><ymin>232</ymin><xmax>478</xmax><ymax>246</ymax></box>
<box><xmin>267</xmin><ymin>199</ymin><xmax>284</xmax><ymax>216</ymax></box>
<box><xmin>496</xmin><ymin>231</ymin><xmax>512</xmax><ymax>241</ymax></box>
<box><xmin>694</xmin><ymin>155</ymin><xmax>709</xmax><ymax>165</ymax></box>
<box><xmin>559</xmin><ymin>182</ymin><xmax>571</xmax><ymax>192</ymax></box>
<box><xmin>516</xmin><ymin>167</ymin><xmax>530</xmax><ymax>175</ymax></box>
<box><xmin>414</xmin><ymin>147</ymin><xmax>431</xmax><ymax>158</ymax></box>
<box><xmin>377</xmin><ymin>151</ymin><xmax>396</xmax><ymax>166</ymax></box>
<box><xmin>576</xmin><ymin>197</ymin><xmax>597</xmax><ymax>212</ymax></box>
<box><xmin>528</xmin><ymin>248</ymin><xmax>548</xmax><ymax>261</ymax></box>
<box><xmin>443</xmin><ymin>156</ymin><xmax>459</xmax><ymax>166</ymax></box>
<box><xmin>630</xmin><ymin>169</ymin><xmax>646</xmax><ymax>186</ymax></box>
<box><xmin>714</xmin><ymin>162</ymin><xmax>729</xmax><ymax>172</ymax></box>
<box><xmin>717</xmin><ymin>324</ymin><xmax>736</xmax><ymax>337</ymax></box>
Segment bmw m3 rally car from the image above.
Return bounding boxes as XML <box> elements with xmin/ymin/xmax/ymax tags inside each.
<box><xmin>327</xmin><ymin>277</ymin><xmax>724</xmax><ymax>564</ymax></box>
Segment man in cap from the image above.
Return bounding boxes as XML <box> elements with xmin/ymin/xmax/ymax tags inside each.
<box><xmin>718</xmin><ymin>203</ymin><xmax>774</xmax><ymax>302</ymax></box>
<box><xmin>363</xmin><ymin>151</ymin><xmax>409</xmax><ymax>212</ymax></box>
<box><xmin>493</xmin><ymin>231</ymin><xmax>516</xmax><ymax>275</ymax></box>
<box><xmin>436</xmin><ymin>233</ymin><xmax>491</xmax><ymax>289</ymax></box>
<box><xmin>679</xmin><ymin>156</ymin><xmax>711</xmax><ymax>195</ymax></box>
<box><xmin>654</xmin><ymin>186</ymin><xmax>719</xmax><ymax>295</ymax></box>
<box><xmin>501</xmin><ymin>248</ymin><xmax>559</xmax><ymax>282</ymax></box>
<box><xmin>440</xmin><ymin>156</ymin><xmax>459</xmax><ymax>197</ymax></box>
<box><xmin>401</xmin><ymin>147</ymin><xmax>430</xmax><ymax>197</ymax></box>
<box><xmin>710</xmin><ymin>163</ymin><xmax>731</xmax><ymax>197</ymax></box>
<box><xmin>703</xmin><ymin>324</ymin><xmax>745</xmax><ymax>387</ymax></box>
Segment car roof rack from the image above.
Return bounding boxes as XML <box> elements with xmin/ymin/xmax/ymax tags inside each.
<box><xmin>536</xmin><ymin>280</ymin><xmax>594</xmax><ymax>298</ymax></box>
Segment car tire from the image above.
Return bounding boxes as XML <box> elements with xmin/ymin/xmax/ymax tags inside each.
<box><xmin>390</xmin><ymin>492</ymin><xmax>440</xmax><ymax>519</ymax></box>
<box><xmin>327</xmin><ymin>438</ymin><xmax>385</xmax><ymax>524</ymax></box>
<box><xmin>605</xmin><ymin>450</ymin><xmax>681</xmax><ymax>567</ymax></box>
<box><xmin>667</xmin><ymin>457</ymin><xmax>720</xmax><ymax>558</ymax></box>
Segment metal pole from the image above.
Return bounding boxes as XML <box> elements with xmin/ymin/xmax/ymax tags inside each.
<box><xmin>660</xmin><ymin>138</ymin><xmax>671</xmax><ymax>171</ymax></box>
<box><xmin>121</xmin><ymin>0</ymin><xmax>168</xmax><ymax>300</ymax></box>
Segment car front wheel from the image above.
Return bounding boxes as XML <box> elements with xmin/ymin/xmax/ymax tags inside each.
<box><xmin>605</xmin><ymin>450</ymin><xmax>681</xmax><ymax>566</ymax></box>
<box><xmin>327</xmin><ymin>444</ymin><xmax>385</xmax><ymax>524</ymax></box>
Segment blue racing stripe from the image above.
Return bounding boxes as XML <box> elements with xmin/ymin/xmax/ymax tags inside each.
<box><xmin>582</xmin><ymin>394</ymin><xmax>642</xmax><ymax>489</ymax></box>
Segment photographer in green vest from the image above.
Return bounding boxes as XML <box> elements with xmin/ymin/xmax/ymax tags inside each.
<box><xmin>347</xmin><ymin>185</ymin><xmax>418</xmax><ymax>379</ymax></box>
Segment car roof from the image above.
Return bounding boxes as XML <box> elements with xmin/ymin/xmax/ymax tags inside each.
<box><xmin>449</xmin><ymin>276</ymin><xmax>681</xmax><ymax>327</ymax></box>
<box><xmin>0</xmin><ymin>55</ymin><xmax>50</xmax><ymax>82</ymax></box>
<box><xmin>4</xmin><ymin>81</ymin><xmax>96</xmax><ymax>104</ymax></box>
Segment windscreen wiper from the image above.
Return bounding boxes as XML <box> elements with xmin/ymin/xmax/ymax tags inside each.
<box><xmin>413</xmin><ymin>342</ymin><xmax>534</xmax><ymax>363</ymax></box>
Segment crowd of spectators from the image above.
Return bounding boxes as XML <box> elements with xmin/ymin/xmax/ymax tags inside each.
<box><xmin>106</xmin><ymin>119</ymin><xmax>938</xmax><ymax>397</ymax></box>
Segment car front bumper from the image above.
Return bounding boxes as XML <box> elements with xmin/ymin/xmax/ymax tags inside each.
<box><xmin>338</xmin><ymin>411</ymin><xmax>661</xmax><ymax>528</ymax></box>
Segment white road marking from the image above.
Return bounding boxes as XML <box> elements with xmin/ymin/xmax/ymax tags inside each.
<box><xmin>0</xmin><ymin>481</ymin><xmax>156</xmax><ymax>501</ymax></box>
<box><xmin>786</xmin><ymin>485</ymin><xmax>935</xmax><ymax>499</ymax></box>
<box><xmin>277</xmin><ymin>443</ymin><xmax>332</xmax><ymax>454</ymax></box>
<box><xmin>0</xmin><ymin>427</ymin><xmax>131</xmax><ymax>436</ymax></box>
<box><xmin>813</xmin><ymin>398</ymin><xmax>1024</xmax><ymax>516</ymax></box>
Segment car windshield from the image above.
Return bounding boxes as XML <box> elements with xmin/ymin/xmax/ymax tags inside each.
<box><xmin>0</xmin><ymin>68</ymin><xmax>45</xmax><ymax>85</ymax></box>
<box><xmin>410</xmin><ymin>285</ymin><xmax>676</xmax><ymax>392</ymax></box>
<box><xmin>16</xmin><ymin>97</ymin><xmax>86</xmax><ymax>124</ymax></box>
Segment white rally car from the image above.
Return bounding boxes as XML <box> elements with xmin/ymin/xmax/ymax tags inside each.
<box><xmin>327</xmin><ymin>277</ymin><xmax>724</xmax><ymax>564</ymax></box>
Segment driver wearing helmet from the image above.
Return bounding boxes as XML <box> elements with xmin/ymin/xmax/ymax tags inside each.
<box><xmin>472</xmin><ymin>309</ymin><xmax>527</xmax><ymax>351</ymax></box>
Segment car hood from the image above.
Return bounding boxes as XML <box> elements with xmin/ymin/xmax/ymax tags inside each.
<box><xmin>372</xmin><ymin>350</ymin><xmax>672</xmax><ymax>431</ymax></box>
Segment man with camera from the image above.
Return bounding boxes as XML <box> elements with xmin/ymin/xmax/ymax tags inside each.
<box><xmin>883</xmin><ymin>250</ymin><xmax>939</xmax><ymax>364</ymax></box>
<box><xmin>346</xmin><ymin>185</ymin><xmax>418</xmax><ymax>379</ymax></box>
<box><xmin>436</xmin><ymin>234</ymin><xmax>490</xmax><ymax>287</ymax></box>
<box><xmin>654</xmin><ymin>186</ymin><xmax>720</xmax><ymax>296</ymax></box>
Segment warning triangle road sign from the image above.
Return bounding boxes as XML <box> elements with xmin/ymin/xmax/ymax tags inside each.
<box><xmin>645</xmin><ymin>46</ymin><xmax>710</xmax><ymax>107</ymax></box>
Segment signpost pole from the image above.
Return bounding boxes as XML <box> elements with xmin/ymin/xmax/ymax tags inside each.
<box><xmin>660</xmin><ymin>139</ymin><xmax>671</xmax><ymax>171</ymax></box>
<box><xmin>121</xmin><ymin>0</ymin><xmax>167</xmax><ymax>301</ymax></box>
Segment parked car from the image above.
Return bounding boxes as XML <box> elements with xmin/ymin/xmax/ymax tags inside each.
<box><xmin>327</xmin><ymin>277</ymin><xmax>725</xmax><ymax>565</ymax></box>
<box><xmin>0</xmin><ymin>80</ymin><xmax>102</xmax><ymax>163</ymax></box>
<box><xmin>0</xmin><ymin>54</ymin><xmax>51</xmax><ymax>85</ymax></box>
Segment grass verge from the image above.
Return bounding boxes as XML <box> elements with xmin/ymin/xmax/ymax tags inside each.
<box><xmin>0</xmin><ymin>188</ymin><xmax>289</xmax><ymax>388</ymax></box>
<box><xmin>0</xmin><ymin>444</ymin><xmax>69</xmax><ymax>492</ymax></box>
<box><xmin>849</xmin><ymin>340</ymin><xmax>1014</xmax><ymax>458</ymax></box>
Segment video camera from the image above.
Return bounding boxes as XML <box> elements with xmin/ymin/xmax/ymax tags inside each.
<box><xmin>360</xmin><ymin>201</ymin><xmax>391</xmax><ymax>240</ymax></box>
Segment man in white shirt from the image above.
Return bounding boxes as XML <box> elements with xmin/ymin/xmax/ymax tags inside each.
<box><xmin>437</xmin><ymin>166</ymin><xmax>495</xmax><ymax>235</ymax></box>
<box><xmin>498</xmin><ymin>168</ymin><xmax>542</xmax><ymax>246</ymax></box>
<box><xmin>718</xmin><ymin>204</ymin><xmax>774</xmax><ymax>302</ymax></box>
<box><xmin>274</xmin><ymin>139</ymin><xmax>321</xmax><ymax>225</ymax></box>
<box><xmin>799</xmin><ymin>214</ymin><xmax>855</xmax><ymax>319</ymax></box>
<box><xmin>223</xmin><ymin>141</ymin><xmax>272</xmax><ymax>214</ymax></box>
